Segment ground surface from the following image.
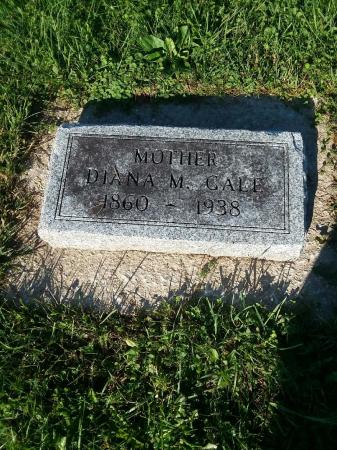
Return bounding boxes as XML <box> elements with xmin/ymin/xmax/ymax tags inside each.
<box><xmin>4</xmin><ymin>99</ymin><xmax>337</xmax><ymax>313</ymax></box>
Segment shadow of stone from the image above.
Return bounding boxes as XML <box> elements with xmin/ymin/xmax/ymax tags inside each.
<box><xmin>162</xmin><ymin>258</ymin><xmax>299</xmax><ymax>309</ymax></box>
<box><xmin>4</xmin><ymin>245</ymin><xmax>299</xmax><ymax>314</ymax></box>
<box><xmin>299</xmin><ymin>229</ymin><xmax>337</xmax><ymax>317</ymax></box>
<box><xmin>79</xmin><ymin>95</ymin><xmax>317</xmax><ymax>229</ymax></box>
<box><xmin>5</xmin><ymin>244</ymin><xmax>166</xmax><ymax>313</ymax></box>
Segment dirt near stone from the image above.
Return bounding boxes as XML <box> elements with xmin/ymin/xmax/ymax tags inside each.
<box><xmin>3</xmin><ymin>101</ymin><xmax>337</xmax><ymax>314</ymax></box>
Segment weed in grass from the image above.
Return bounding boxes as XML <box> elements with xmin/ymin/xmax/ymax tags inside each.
<box><xmin>139</xmin><ymin>25</ymin><xmax>195</xmax><ymax>72</ymax></box>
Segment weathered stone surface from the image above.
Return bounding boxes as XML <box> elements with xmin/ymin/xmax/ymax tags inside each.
<box><xmin>38</xmin><ymin>124</ymin><xmax>306</xmax><ymax>261</ymax></box>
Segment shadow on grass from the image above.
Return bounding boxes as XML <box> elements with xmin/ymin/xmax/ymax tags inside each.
<box><xmin>264</xmin><ymin>300</ymin><xmax>337</xmax><ymax>450</ymax></box>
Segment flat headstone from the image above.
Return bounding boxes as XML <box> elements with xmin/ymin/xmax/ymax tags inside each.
<box><xmin>38</xmin><ymin>124</ymin><xmax>306</xmax><ymax>261</ymax></box>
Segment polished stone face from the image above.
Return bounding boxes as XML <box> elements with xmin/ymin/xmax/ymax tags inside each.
<box><xmin>56</xmin><ymin>135</ymin><xmax>289</xmax><ymax>234</ymax></box>
<box><xmin>39</xmin><ymin>125</ymin><xmax>305</xmax><ymax>261</ymax></box>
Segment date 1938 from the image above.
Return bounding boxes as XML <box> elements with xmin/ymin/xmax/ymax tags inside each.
<box><xmin>197</xmin><ymin>199</ymin><xmax>240</xmax><ymax>216</ymax></box>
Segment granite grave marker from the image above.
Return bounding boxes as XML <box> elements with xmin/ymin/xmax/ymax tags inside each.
<box><xmin>38</xmin><ymin>124</ymin><xmax>306</xmax><ymax>260</ymax></box>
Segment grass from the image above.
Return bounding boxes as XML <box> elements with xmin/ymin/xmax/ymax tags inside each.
<box><xmin>1</xmin><ymin>1</ymin><xmax>337</xmax><ymax>448</ymax></box>
<box><xmin>0</xmin><ymin>299</ymin><xmax>337</xmax><ymax>450</ymax></box>
<box><xmin>0</xmin><ymin>297</ymin><xmax>336</xmax><ymax>449</ymax></box>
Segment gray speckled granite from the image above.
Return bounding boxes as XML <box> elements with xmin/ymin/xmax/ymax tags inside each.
<box><xmin>38</xmin><ymin>124</ymin><xmax>306</xmax><ymax>261</ymax></box>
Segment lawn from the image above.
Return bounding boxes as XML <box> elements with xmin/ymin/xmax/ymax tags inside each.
<box><xmin>1</xmin><ymin>298</ymin><xmax>337</xmax><ymax>449</ymax></box>
<box><xmin>0</xmin><ymin>0</ymin><xmax>337</xmax><ymax>448</ymax></box>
